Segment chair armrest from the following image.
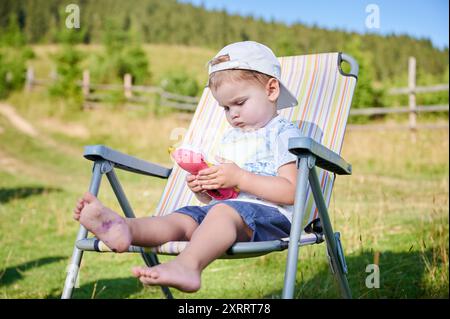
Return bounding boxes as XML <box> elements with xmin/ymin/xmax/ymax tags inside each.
<box><xmin>84</xmin><ymin>145</ymin><xmax>172</xmax><ymax>178</ymax></box>
<box><xmin>288</xmin><ymin>137</ymin><xmax>352</xmax><ymax>175</ymax></box>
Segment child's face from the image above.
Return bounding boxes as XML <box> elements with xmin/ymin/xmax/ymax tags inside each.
<box><xmin>211</xmin><ymin>79</ymin><xmax>279</xmax><ymax>131</ymax></box>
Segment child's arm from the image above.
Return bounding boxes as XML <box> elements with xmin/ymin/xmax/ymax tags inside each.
<box><xmin>197</xmin><ymin>161</ymin><xmax>297</xmax><ymax>206</ymax></box>
<box><xmin>238</xmin><ymin>162</ymin><xmax>297</xmax><ymax>205</ymax></box>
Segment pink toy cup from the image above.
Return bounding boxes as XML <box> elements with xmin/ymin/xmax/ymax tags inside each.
<box><xmin>171</xmin><ymin>148</ymin><xmax>239</xmax><ymax>200</ymax></box>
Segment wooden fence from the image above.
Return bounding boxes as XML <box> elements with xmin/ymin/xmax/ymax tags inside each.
<box><xmin>349</xmin><ymin>57</ymin><xmax>448</xmax><ymax>131</ymax></box>
<box><xmin>24</xmin><ymin>68</ymin><xmax>199</xmax><ymax>111</ymax></box>
<box><xmin>24</xmin><ymin>56</ymin><xmax>448</xmax><ymax>130</ymax></box>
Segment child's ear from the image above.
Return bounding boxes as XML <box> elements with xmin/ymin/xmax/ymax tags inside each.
<box><xmin>266</xmin><ymin>78</ymin><xmax>280</xmax><ymax>102</ymax></box>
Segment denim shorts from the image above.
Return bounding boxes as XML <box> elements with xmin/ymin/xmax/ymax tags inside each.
<box><xmin>174</xmin><ymin>200</ymin><xmax>291</xmax><ymax>242</ymax></box>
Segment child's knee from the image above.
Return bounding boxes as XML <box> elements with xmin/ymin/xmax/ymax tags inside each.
<box><xmin>208</xmin><ymin>203</ymin><xmax>239</xmax><ymax>219</ymax></box>
<box><xmin>208</xmin><ymin>204</ymin><xmax>251</xmax><ymax>240</ymax></box>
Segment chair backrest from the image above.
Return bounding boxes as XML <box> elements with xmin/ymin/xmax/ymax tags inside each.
<box><xmin>155</xmin><ymin>52</ymin><xmax>357</xmax><ymax>227</ymax></box>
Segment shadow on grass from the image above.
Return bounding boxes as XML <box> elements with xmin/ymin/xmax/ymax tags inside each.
<box><xmin>265</xmin><ymin>248</ymin><xmax>448</xmax><ymax>299</ymax></box>
<box><xmin>34</xmin><ymin>249</ymin><xmax>446</xmax><ymax>299</ymax></box>
<box><xmin>46</xmin><ymin>277</ymin><xmax>152</xmax><ymax>299</ymax></box>
<box><xmin>0</xmin><ymin>186</ymin><xmax>62</xmax><ymax>204</ymax></box>
<box><xmin>0</xmin><ymin>256</ymin><xmax>66</xmax><ymax>287</ymax></box>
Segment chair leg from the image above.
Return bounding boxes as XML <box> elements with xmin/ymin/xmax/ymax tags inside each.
<box><xmin>62</xmin><ymin>161</ymin><xmax>103</xmax><ymax>299</ymax></box>
<box><xmin>61</xmin><ymin>226</ymin><xmax>88</xmax><ymax>299</ymax></box>
<box><xmin>326</xmin><ymin>232</ymin><xmax>351</xmax><ymax>298</ymax></box>
<box><xmin>105</xmin><ymin>168</ymin><xmax>173</xmax><ymax>299</ymax></box>
<box><xmin>309</xmin><ymin>166</ymin><xmax>352</xmax><ymax>299</ymax></box>
<box><xmin>282</xmin><ymin>156</ymin><xmax>311</xmax><ymax>299</ymax></box>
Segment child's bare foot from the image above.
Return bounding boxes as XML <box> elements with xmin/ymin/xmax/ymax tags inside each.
<box><xmin>76</xmin><ymin>192</ymin><xmax>131</xmax><ymax>253</ymax></box>
<box><xmin>132</xmin><ymin>260</ymin><xmax>201</xmax><ymax>293</ymax></box>
<box><xmin>73</xmin><ymin>198</ymin><xmax>86</xmax><ymax>221</ymax></box>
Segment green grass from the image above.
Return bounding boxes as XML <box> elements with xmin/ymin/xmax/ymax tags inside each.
<box><xmin>0</xmin><ymin>44</ymin><xmax>448</xmax><ymax>298</ymax></box>
<box><xmin>1</xmin><ymin>96</ymin><xmax>447</xmax><ymax>299</ymax></box>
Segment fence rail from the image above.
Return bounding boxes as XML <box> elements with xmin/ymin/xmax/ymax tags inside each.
<box><xmin>22</xmin><ymin>56</ymin><xmax>449</xmax><ymax>131</ymax></box>
<box><xmin>347</xmin><ymin>122</ymin><xmax>449</xmax><ymax>131</ymax></box>
<box><xmin>25</xmin><ymin>68</ymin><xmax>200</xmax><ymax>111</ymax></box>
<box><xmin>350</xmin><ymin>104</ymin><xmax>449</xmax><ymax>116</ymax></box>
<box><xmin>388</xmin><ymin>84</ymin><xmax>449</xmax><ymax>95</ymax></box>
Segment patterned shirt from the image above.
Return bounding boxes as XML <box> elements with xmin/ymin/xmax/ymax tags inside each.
<box><xmin>212</xmin><ymin>114</ymin><xmax>302</xmax><ymax>222</ymax></box>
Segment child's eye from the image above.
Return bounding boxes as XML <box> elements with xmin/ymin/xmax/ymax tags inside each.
<box><xmin>236</xmin><ymin>100</ymin><xmax>246</xmax><ymax>106</ymax></box>
<box><xmin>223</xmin><ymin>106</ymin><xmax>230</xmax><ymax>111</ymax></box>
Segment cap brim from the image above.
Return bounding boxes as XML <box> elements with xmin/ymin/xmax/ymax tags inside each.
<box><xmin>277</xmin><ymin>82</ymin><xmax>298</xmax><ymax>110</ymax></box>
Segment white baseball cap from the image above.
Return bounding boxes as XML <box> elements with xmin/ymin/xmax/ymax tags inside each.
<box><xmin>208</xmin><ymin>41</ymin><xmax>298</xmax><ymax>109</ymax></box>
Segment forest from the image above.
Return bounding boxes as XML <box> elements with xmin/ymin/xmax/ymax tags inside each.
<box><xmin>0</xmin><ymin>0</ymin><xmax>448</xmax><ymax>108</ymax></box>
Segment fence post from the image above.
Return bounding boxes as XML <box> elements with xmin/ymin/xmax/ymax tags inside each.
<box><xmin>408</xmin><ymin>57</ymin><xmax>417</xmax><ymax>141</ymax></box>
<box><xmin>82</xmin><ymin>70</ymin><xmax>90</xmax><ymax>98</ymax></box>
<box><xmin>50</xmin><ymin>68</ymin><xmax>58</xmax><ymax>82</ymax></box>
<box><xmin>124</xmin><ymin>73</ymin><xmax>132</xmax><ymax>99</ymax></box>
<box><xmin>25</xmin><ymin>66</ymin><xmax>34</xmax><ymax>92</ymax></box>
<box><xmin>5</xmin><ymin>71</ymin><xmax>13</xmax><ymax>84</ymax></box>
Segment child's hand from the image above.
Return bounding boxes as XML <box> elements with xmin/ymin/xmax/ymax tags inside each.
<box><xmin>197</xmin><ymin>158</ymin><xmax>245</xmax><ymax>190</ymax></box>
<box><xmin>186</xmin><ymin>174</ymin><xmax>212</xmax><ymax>203</ymax></box>
<box><xmin>186</xmin><ymin>174</ymin><xmax>207</xmax><ymax>194</ymax></box>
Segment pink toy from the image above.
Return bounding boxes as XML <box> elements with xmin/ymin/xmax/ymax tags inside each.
<box><xmin>170</xmin><ymin>146</ymin><xmax>239</xmax><ymax>200</ymax></box>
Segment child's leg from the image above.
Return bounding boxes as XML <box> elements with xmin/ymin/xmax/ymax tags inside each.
<box><xmin>73</xmin><ymin>192</ymin><xmax>198</xmax><ymax>252</ymax></box>
<box><xmin>132</xmin><ymin>203</ymin><xmax>252</xmax><ymax>292</ymax></box>
<box><xmin>126</xmin><ymin>213</ymin><xmax>198</xmax><ymax>247</ymax></box>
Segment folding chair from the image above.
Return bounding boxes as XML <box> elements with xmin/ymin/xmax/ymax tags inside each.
<box><xmin>62</xmin><ymin>52</ymin><xmax>358</xmax><ymax>299</ymax></box>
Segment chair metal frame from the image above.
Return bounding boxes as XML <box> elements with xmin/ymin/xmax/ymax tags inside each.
<box><xmin>62</xmin><ymin>53</ymin><xmax>358</xmax><ymax>299</ymax></box>
<box><xmin>62</xmin><ymin>137</ymin><xmax>353</xmax><ymax>299</ymax></box>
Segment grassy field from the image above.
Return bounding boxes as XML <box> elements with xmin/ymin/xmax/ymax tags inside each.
<box><xmin>0</xmin><ymin>44</ymin><xmax>448</xmax><ymax>299</ymax></box>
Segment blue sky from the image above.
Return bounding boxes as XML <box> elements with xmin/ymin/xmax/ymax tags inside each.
<box><xmin>179</xmin><ymin>0</ymin><xmax>449</xmax><ymax>50</ymax></box>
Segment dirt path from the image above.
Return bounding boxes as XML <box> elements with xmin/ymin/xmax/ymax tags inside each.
<box><xmin>0</xmin><ymin>103</ymin><xmax>38</xmax><ymax>137</ymax></box>
<box><xmin>0</xmin><ymin>102</ymin><xmax>82</xmax><ymax>158</ymax></box>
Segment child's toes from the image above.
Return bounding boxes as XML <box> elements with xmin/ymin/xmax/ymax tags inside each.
<box><xmin>74</xmin><ymin>205</ymin><xmax>82</xmax><ymax>215</ymax></box>
<box><xmin>140</xmin><ymin>277</ymin><xmax>156</xmax><ymax>285</ymax></box>
<box><xmin>131</xmin><ymin>266</ymin><xmax>144</xmax><ymax>277</ymax></box>
<box><xmin>148</xmin><ymin>269</ymin><xmax>160</xmax><ymax>279</ymax></box>
<box><xmin>77</xmin><ymin>200</ymin><xmax>85</xmax><ymax>209</ymax></box>
<box><xmin>132</xmin><ymin>266</ymin><xmax>151</xmax><ymax>278</ymax></box>
<box><xmin>139</xmin><ymin>267</ymin><xmax>158</xmax><ymax>279</ymax></box>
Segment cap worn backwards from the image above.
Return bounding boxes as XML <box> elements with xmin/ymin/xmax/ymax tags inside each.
<box><xmin>208</xmin><ymin>41</ymin><xmax>298</xmax><ymax>110</ymax></box>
